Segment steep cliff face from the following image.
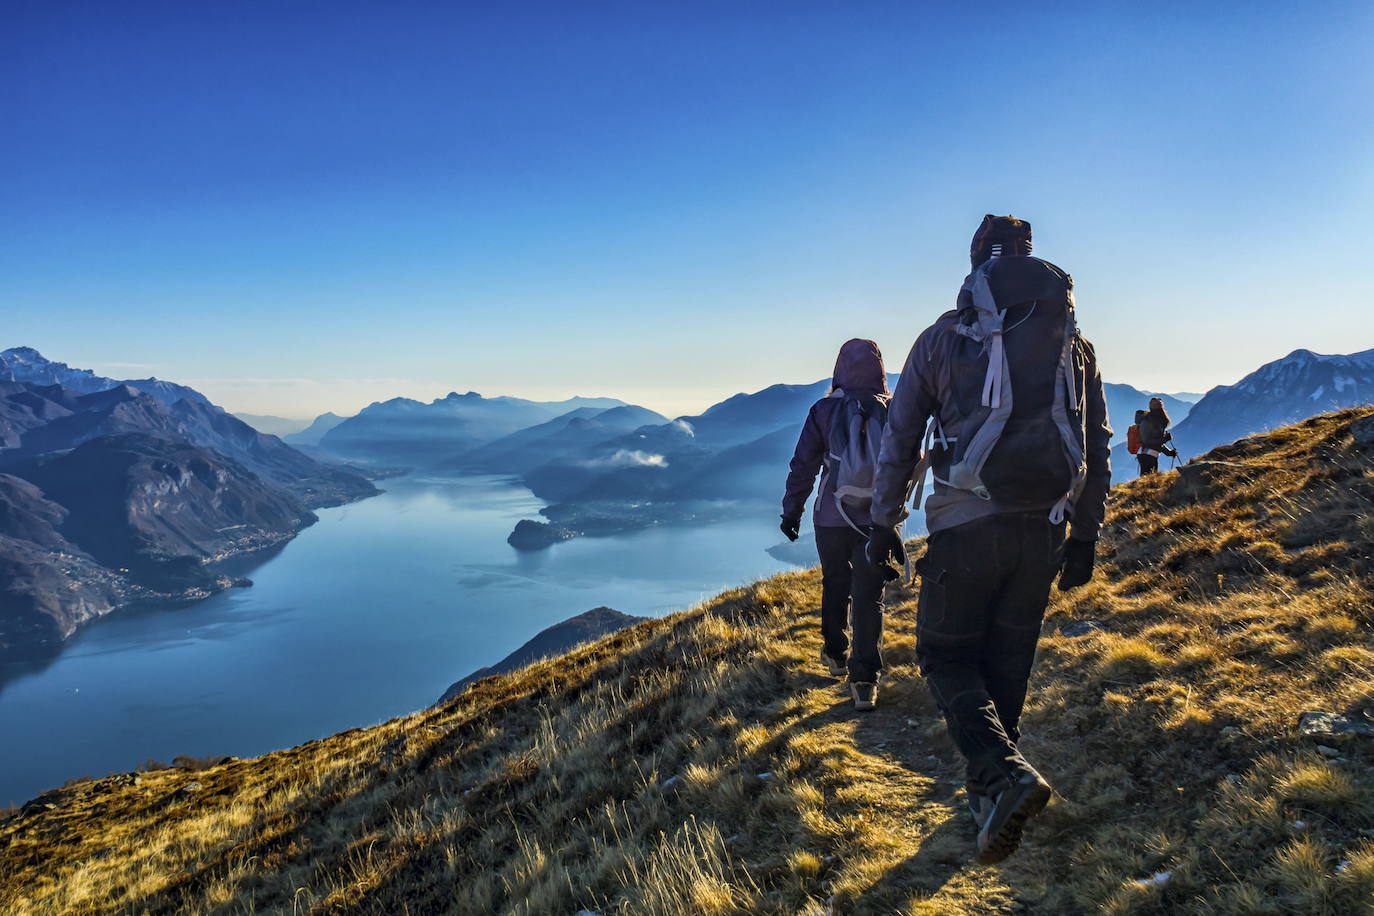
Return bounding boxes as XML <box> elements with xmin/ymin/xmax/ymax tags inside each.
<box><xmin>0</xmin><ymin>474</ymin><xmax>123</xmax><ymax>651</ymax></box>
<box><xmin>19</xmin><ymin>434</ymin><xmax>314</xmax><ymax>589</ymax></box>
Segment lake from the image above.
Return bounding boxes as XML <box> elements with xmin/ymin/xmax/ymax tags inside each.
<box><xmin>0</xmin><ymin>475</ymin><xmax>802</xmax><ymax>804</ymax></box>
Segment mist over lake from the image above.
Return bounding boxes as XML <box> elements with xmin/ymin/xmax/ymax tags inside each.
<box><xmin>0</xmin><ymin>475</ymin><xmax>797</xmax><ymax>804</ymax></box>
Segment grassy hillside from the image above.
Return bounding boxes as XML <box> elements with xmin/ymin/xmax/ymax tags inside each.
<box><xmin>3</xmin><ymin>409</ymin><xmax>1373</xmax><ymax>915</ymax></box>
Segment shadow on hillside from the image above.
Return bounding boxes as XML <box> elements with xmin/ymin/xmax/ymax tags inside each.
<box><xmin>855</xmin><ymin>814</ymin><xmax>971</xmax><ymax>905</ymax></box>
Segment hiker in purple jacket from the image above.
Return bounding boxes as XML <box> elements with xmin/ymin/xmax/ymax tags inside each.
<box><xmin>866</xmin><ymin>215</ymin><xmax>1112</xmax><ymax>864</ymax></box>
<box><xmin>781</xmin><ymin>338</ymin><xmax>890</xmax><ymax>711</ymax></box>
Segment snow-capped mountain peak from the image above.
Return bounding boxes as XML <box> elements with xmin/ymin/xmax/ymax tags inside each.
<box><xmin>1172</xmin><ymin>346</ymin><xmax>1374</xmax><ymax>459</ymax></box>
<box><xmin>0</xmin><ymin>347</ymin><xmax>212</xmax><ymax>408</ymax></box>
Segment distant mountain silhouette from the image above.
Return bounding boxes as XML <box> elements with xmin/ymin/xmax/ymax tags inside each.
<box><xmin>449</xmin><ymin>404</ymin><xmax>667</xmax><ymax>475</ymax></box>
<box><xmin>522</xmin><ymin>375</ymin><xmax>899</xmax><ymax>506</ymax></box>
<box><xmin>318</xmin><ymin>392</ymin><xmax>627</xmax><ymax>466</ymax></box>
<box><xmin>284</xmin><ymin>412</ymin><xmax>348</xmax><ymax>446</ymax></box>
<box><xmin>233</xmin><ymin>414</ymin><xmax>312</xmax><ymax>437</ymax></box>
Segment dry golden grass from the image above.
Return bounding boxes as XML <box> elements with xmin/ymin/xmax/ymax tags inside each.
<box><xmin>2</xmin><ymin>408</ymin><xmax>1373</xmax><ymax>915</ymax></box>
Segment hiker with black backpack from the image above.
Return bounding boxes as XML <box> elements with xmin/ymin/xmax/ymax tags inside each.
<box><xmin>865</xmin><ymin>215</ymin><xmax>1112</xmax><ymax>864</ymax></box>
<box><xmin>1132</xmin><ymin>397</ymin><xmax>1177</xmax><ymax>475</ymax></box>
<box><xmin>781</xmin><ymin>338</ymin><xmax>891</xmax><ymax>712</ymax></box>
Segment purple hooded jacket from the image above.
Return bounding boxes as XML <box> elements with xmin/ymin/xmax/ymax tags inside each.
<box><xmin>782</xmin><ymin>338</ymin><xmax>890</xmax><ymax>528</ymax></box>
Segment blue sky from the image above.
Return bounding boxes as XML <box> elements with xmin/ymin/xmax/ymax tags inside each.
<box><xmin>4</xmin><ymin>1</ymin><xmax>1372</xmax><ymax>419</ymax></box>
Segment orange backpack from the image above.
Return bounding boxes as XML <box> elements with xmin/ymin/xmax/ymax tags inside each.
<box><xmin>1126</xmin><ymin>424</ymin><xmax>1142</xmax><ymax>455</ymax></box>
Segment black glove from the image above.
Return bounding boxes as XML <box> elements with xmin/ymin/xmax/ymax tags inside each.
<box><xmin>1163</xmin><ymin>446</ymin><xmax>1179</xmax><ymax>458</ymax></box>
<box><xmin>1058</xmin><ymin>538</ymin><xmax>1096</xmax><ymax>591</ymax></box>
<box><xmin>780</xmin><ymin>516</ymin><xmax>801</xmax><ymax>542</ymax></box>
<box><xmin>865</xmin><ymin>526</ymin><xmax>905</xmax><ymax>582</ymax></box>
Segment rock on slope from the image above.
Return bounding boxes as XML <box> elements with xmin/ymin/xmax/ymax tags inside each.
<box><xmin>3</xmin><ymin>408</ymin><xmax>1373</xmax><ymax>914</ymax></box>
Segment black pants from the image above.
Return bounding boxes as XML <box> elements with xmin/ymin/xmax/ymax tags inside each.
<box><xmin>815</xmin><ymin>524</ymin><xmax>886</xmax><ymax>683</ymax></box>
<box><xmin>1137</xmin><ymin>453</ymin><xmax>1159</xmax><ymax>475</ymax></box>
<box><xmin>915</xmin><ymin>512</ymin><xmax>1065</xmax><ymax>794</ymax></box>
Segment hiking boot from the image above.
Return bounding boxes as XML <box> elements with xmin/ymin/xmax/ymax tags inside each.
<box><xmin>850</xmin><ymin>682</ymin><xmax>877</xmax><ymax>711</ymax></box>
<box><xmin>820</xmin><ymin>650</ymin><xmax>847</xmax><ymax>678</ymax></box>
<box><xmin>967</xmin><ymin>791</ymin><xmax>995</xmax><ymax>830</ymax></box>
<box><xmin>975</xmin><ymin>771</ymin><xmax>1052</xmax><ymax>865</ymax></box>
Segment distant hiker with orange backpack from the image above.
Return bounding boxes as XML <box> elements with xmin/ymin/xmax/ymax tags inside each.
<box><xmin>1131</xmin><ymin>397</ymin><xmax>1177</xmax><ymax>475</ymax></box>
<box><xmin>865</xmin><ymin>215</ymin><xmax>1112</xmax><ymax>864</ymax></box>
<box><xmin>781</xmin><ymin>338</ymin><xmax>891</xmax><ymax>712</ymax></box>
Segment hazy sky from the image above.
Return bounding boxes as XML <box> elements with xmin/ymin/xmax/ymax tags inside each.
<box><xmin>5</xmin><ymin>2</ymin><xmax>1372</xmax><ymax>420</ymax></box>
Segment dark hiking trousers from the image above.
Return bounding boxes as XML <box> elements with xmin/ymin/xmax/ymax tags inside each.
<box><xmin>915</xmin><ymin>512</ymin><xmax>1066</xmax><ymax>794</ymax></box>
<box><xmin>1137</xmin><ymin>453</ymin><xmax>1159</xmax><ymax>476</ymax></box>
<box><xmin>815</xmin><ymin>524</ymin><xmax>886</xmax><ymax>683</ymax></box>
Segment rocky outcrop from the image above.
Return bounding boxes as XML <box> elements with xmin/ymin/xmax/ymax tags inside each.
<box><xmin>506</xmin><ymin>519</ymin><xmax>575</xmax><ymax>551</ymax></box>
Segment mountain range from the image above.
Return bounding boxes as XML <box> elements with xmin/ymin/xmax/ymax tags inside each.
<box><xmin>7</xmin><ymin>341</ymin><xmax>1370</xmax><ymax>650</ymax></box>
<box><xmin>0</xmin><ymin>349</ymin><xmax>377</xmax><ymax>660</ymax></box>
<box><xmin>492</xmin><ymin>350</ymin><xmax>1369</xmax><ymax>546</ymax></box>
<box><xmin>0</xmin><ymin>347</ymin><xmax>212</xmax><ymax>409</ymax></box>
<box><xmin>318</xmin><ymin>391</ymin><xmax>628</xmax><ymax>466</ymax></box>
<box><xmin>1172</xmin><ymin>348</ymin><xmax>1374</xmax><ymax>457</ymax></box>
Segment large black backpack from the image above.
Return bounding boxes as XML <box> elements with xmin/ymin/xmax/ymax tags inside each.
<box><xmin>921</xmin><ymin>256</ymin><xmax>1089</xmax><ymax>521</ymax></box>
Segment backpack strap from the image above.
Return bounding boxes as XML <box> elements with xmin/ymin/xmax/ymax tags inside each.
<box><xmin>910</xmin><ymin>417</ymin><xmax>956</xmax><ymax>511</ymax></box>
<box><xmin>1048</xmin><ymin>299</ymin><xmax>1087</xmax><ymax>525</ymax></box>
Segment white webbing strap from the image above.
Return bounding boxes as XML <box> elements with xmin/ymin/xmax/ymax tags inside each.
<box><xmin>909</xmin><ymin>419</ymin><xmax>957</xmax><ymax>511</ymax></box>
<box><xmin>834</xmin><ymin>494</ymin><xmax>868</xmax><ymax>536</ymax></box>
<box><xmin>982</xmin><ymin>328</ymin><xmax>1005</xmax><ymax>408</ymax></box>
<box><xmin>970</xmin><ymin>264</ymin><xmax>1007</xmax><ymax>409</ymax></box>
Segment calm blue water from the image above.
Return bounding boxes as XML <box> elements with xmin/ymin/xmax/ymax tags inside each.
<box><xmin>0</xmin><ymin>475</ymin><xmax>800</xmax><ymax>804</ymax></box>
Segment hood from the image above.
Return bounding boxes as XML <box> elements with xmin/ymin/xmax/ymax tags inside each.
<box><xmin>832</xmin><ymin>338</ymin><xmax>888</xmax><ymax>395</ymax></box>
